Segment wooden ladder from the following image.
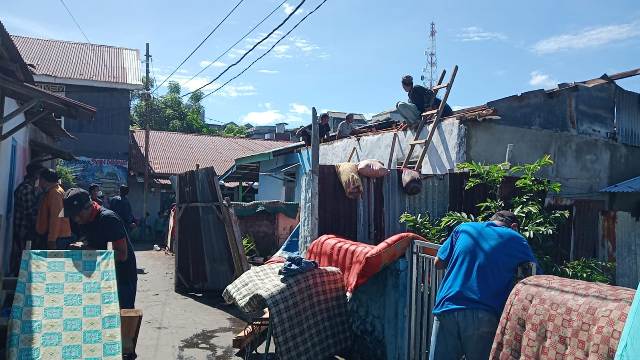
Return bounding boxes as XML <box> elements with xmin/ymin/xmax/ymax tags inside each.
<box><xmin>401</xmin><ymin>65</ymin><xmax>459</xmax><ymax>170</ymax></box>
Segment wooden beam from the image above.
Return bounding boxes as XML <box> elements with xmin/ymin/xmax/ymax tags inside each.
<box><xmin>609</xmin><ymin>68</ymin><xmax>640</xmax><ymax>81</ymax></box>
<box><xmin>1</xmin><ymin>98</ymin><xmax>40</xmax><ymax>125</ymax></box>
<box><xmin>1</xmin><ymin>110</ymin><xmax>50</xmax><ymax>142</ymax></box>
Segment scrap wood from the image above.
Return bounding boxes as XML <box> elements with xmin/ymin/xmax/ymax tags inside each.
<box><xmin>232</xmin><ymin>310</ymin><xmax>270</xmax><ymax>350</ymax></box>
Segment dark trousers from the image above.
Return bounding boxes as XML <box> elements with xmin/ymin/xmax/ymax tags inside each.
<box><xmin>117</xmin><ymin>278</ymin><xmax>138</xmax><ymax>309</ymax></box>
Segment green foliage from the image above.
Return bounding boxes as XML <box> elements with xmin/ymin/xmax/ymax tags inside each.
<box><xmin>242</xmin><ymin>235</ymin><xmax>257</xmax><ymax>256</ymax></box>
<box><xmin>222</xmin><ymin>123</ymin><xmax>248</xmax><ymax>137</ymax></box>
<box><xmin>55</xmin><ymin>162</ymin><xmax>76</xmax><ymax>189</ymax></box>
<box><xmin>555</xmin><ymin>258</ymin><xmax>616</xmax><ymax>284</ymax></box>
<box><xmin>399</xmin><ymin>212</ymin><xmax>448</xmax><ymax>243</ymax></box>
<box><xmin>399</xmin><ymin>154</ymin><xmax>613</xmax><ymax>284</ymax></box>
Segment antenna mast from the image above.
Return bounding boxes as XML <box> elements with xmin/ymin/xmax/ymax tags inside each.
<box><xmin>422</xmin><ymin>22</ymin><xmax>437</xmax><ymax>88</ymax></box>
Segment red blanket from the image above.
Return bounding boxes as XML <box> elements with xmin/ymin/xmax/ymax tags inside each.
<box><xmin>491</xmin><ymin>275</ymin><xmax>636</xmax><ymax>360</ymax></box>
<box><xmin>306</xmin><ymin>233</ymin><xmax>425</xmax><ymax>293</ymax></box>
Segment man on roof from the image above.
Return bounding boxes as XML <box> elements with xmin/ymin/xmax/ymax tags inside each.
<box><xmin>296</xmin><ymin>112</ymin><xmax>331</xmax><ymax>146</ymax></box>
<box><xmin>396</xmin><ymin>75</ymin><xmax>452</xmax><ymax>127</ymax></box>
<box><xmin>429</xmin><ymin>210</ymin><xmax>540</xmax><ymax>360</ymax></box>
<box><xmin>336</xmin><ymin>113</ymin><xmax>366</xmax><ymax>140</ymax></box>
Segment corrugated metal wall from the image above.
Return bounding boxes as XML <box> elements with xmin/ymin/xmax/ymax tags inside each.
<box><xmin>616</xmin><ymin>88</ymin><xmax>640</xmax><ymax>147</ymax></box>
<box><xmin>615</xmin><ymin>212</ymin><xmax>640</xmax><ymax>288</ymax></box>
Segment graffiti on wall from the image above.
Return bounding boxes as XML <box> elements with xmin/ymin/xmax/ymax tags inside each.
<box><xmin>61</xmin><ymin>157</ymin><xmax>128</xmax><ymax>197</ymax></box>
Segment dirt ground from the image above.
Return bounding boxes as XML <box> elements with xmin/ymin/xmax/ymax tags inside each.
<box><xmin>134</xmin><ymin>247</ymin><xmax>271</xmax><ymax>360</ymax></box>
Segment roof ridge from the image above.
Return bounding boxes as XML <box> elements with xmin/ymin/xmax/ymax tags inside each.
<box><xmin>10</xmin><ymin>34</ymin><xmax>139</xmax><ymax>52</ymax></box>
<box><xmin>132</xmin><ymin>129</ymin><xmax>290</xmax><ymax>143</ymax></box>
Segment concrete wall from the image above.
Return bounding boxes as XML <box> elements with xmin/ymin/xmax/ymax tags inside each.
<box><xmin>319</xmin><ymin>119</ymin><xmax>466</xmax><ymax>175</ymax></box>
<box><xmin>465</xmin><ymin>122</ymin><xmax>640</xmax><ymax>198</ymax></box>
<box><xmin>0</xmin><ymin>97</ymin><xmax>31</xmax><ymax>271</ymax></box>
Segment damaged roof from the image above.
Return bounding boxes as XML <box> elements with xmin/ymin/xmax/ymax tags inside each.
<box><xmin>601</xmin><ymin>176</ymin><xmax>640</xmax><ymax>193</ymax></box>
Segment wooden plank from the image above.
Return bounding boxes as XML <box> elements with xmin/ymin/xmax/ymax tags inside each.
<box><xmin>1</xmin><ymin>98</ymin><xmax>40</xmax><ymax>125</ymax></box>
<box><xmin>120</xmin><ymin>309</ymin><xmax>143</xmax><ymax>355</ymax></box>
<box><xmin>1</xmin><ymin>110</ymin><xmax>49</xmax><ymax>142</ymax></box>
<box><xmin>431</xmin><ymin>83</ymin><xmax>448</xmax><ymax>91</ymax></box>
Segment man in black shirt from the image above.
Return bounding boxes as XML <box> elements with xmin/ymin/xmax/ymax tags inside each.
<box><xmin>396</xmin><ymin>75</ymin><xmax>452</xmax><ymax>126</ymax></box>
<box><xmin>109</xmin><ymin>185</ymin><xmax>136</xmax><ymax>231</ymax></box>
<box><xmin>63</xmin><ymin>188</ymin><xmax>138</xmax><ymax>309</ymax></box>
<box><xmin>296</xmin><ymin>112</ymin><xmax>331</xmax><ymax>146</ymax></box>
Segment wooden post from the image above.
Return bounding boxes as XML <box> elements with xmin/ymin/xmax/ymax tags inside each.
<box><xmin>310</xmin><ymin>107</ymin><xmax>319</xmax><ymax>241</ymax></box>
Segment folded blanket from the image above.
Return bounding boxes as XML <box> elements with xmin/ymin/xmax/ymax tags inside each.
<box><xmin>223</xmin><ymin>264</ymin><xmax>351</xmax><ymax>360</ymax></box>
<box><xmin>491</xmin><ymin>275</ymin><xmax>635</xmax><ymax>360</ymax></box>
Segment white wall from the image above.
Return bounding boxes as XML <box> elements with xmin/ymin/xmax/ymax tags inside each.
<box><xmin>0</xmin><ymin>97</ymin><xmax>31</xmax><ymax>271</ymax></box>
<box><xmin>319</xmin><ymin>119</ymin><xmax>466</xmax><ymax>174</ymax></box>
<box><xmin>256</xmin><ymin>152</ymin><xmax>303</xmax><ymax>202</ymax></box>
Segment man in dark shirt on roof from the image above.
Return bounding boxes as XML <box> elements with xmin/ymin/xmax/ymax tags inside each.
<box><xmin>396</xmin><ymin>75</ymin><xmax>452</xmax><ymax>126</ymax></box>
<box><xmin>63</xmin><ymin>188</ymin><xmax>138</xmax><ymax>309</ymax></box>
<box><xmin>296</xmin><ymin>112</ymin><xmax>331</xmax><ymax>146</ymax></box>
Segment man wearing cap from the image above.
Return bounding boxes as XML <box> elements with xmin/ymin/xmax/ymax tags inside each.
<box><xmin>35</xmin><ymin>168</ymin><xmax>73</xmax><ymax>250</ymax></box>
<box><xmin>64</xmin><ymin>188</ymin><xmax>138</xmax><ymax>309</ymax></box>
<box><xmin>429</xmin><ymin>210</ymin><xmax>540</xmax><ymax>360</ymax></box>
<box><xmin>396</xmin><ymin>75</ymin><xmax>452</xmax><ymax>127</ymax></box>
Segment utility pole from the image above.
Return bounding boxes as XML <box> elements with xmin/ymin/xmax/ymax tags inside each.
<box><xmin>422</xmin><ymin>22</ymin><xmax>437</xmax><ymax>88</ymax></box>
<box><xmin>143</xmin><ymin>43</ymin><xmax>151</xmax><ymax>242</ymax></box>
<box><xmin>310</xmin><ymin>107</ymin><xmax>319</xmax><ymax>243</ymax></box>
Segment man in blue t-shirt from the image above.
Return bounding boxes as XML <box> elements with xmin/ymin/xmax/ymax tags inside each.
<box><xmin>429</xmin><ymin>210</ymin><xmax>540</xmax><ymax>360</ymax></box>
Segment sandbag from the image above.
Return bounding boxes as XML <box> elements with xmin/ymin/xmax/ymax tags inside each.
<box><xmin>357</xmin><ymin>159</ymin><xmax>389</xmax><ymax>178</ymax></box>
<box><xmin>402</xmin><ymin>168</ymin><xmax>422</xmax><ymax>195</ymax></box>
<box><xmin>335</xmin><ymin>162</ymin><xmax>363</xmax><ymax>199</ymax></box>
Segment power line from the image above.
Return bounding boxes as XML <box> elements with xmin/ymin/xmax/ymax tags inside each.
<box><xmin>182</xmin><ymin>0</ymin><xmax>307</xmax><ymax>98</ymax></box>
<box><xmin>201</xmin><ymin>0</ymin><xmax>328</xmax><ymax>101</ymax></box>
<box><xmin>184</xmin><ymin>0</ymin><xmax>288</xmax><ymax>87</ymax></box>
<box><xmin>152</xmin><ymin>0</ymin><xmax>246</xmax><ymax>93</ymax></box>
<box><xmin>59</xmin><ymin>0</ymin><xmax>91</xmax><ymax>43</ymax></box>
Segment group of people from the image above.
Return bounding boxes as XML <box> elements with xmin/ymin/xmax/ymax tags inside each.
<box><xmin>295</xmin><ymin>74</ymin><xmax>453</xmax><ymax>145</ymax></box>
<box><xmin>11</xmin><ymin>163</ymin><xmax>138</xmax><ymax>309</ymax></box>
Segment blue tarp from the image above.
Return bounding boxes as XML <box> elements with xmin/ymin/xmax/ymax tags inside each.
<box><xmin>616</xmin><ymin>282</ymin><xmax>640</xmax><ymax>359</ymax></box>
<box><xmin>273</xmin><ymin>223</ymin><xmax>300</xmax><ymax>258</ymax></box>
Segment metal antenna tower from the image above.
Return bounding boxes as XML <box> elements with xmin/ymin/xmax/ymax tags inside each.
<box><xmin>421</xmin><ymin>22</ymin><xmax>437</xmax><ymax>88</ymax></box>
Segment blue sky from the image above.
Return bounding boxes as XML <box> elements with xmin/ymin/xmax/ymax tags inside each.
<box><xmin>4</xmin><ymin>0</ymin><xmax>640</xmax><ymax>127</ymax></box>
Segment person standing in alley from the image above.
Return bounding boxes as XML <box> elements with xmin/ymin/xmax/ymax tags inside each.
<box><xmin>10</xmin><ymin>162</ymin><xmax>44</xmax><ymax>273</ymax></box>
<box><xmin>88</xmin><ymin>183</ymin><xmax>103</xmax><ymax>206</ymax></box>
<box><xmin>429</xmin><ymin>210</ymin><xmax>540</xmax><ymax>360</ymax></box>
<box><xmin>35</xmin><ymin>168</ymin><xmax>73</xmax><ymax>250</ymax></box>
<box><xmin>63</xmin><ymin>188</ymin><xmax>138</xmax><ymax>309</ymax></box>
<box><xmin>396</xmin><ymin>75</ymin><xmax>452</xmax><ymax>127</ymax></box>
<box><xmin>110</xmin><ymin>184</ymin><xmax>136</xmax><ymax>231</ymax></box>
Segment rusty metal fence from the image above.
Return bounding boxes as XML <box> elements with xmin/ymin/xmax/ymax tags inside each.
<box><xmin>407</xmin><ymin>240</ymin><xmax>443</xmax><ymax>360</ymax></box>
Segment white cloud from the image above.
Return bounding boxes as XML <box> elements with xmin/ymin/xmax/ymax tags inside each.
<box><xmin>289</xmin><ymin>103</ymin><xmax>312</xmax><ymax>114</ymax></box>
<box><xmin>200</xmin><ymin>60</ymin><xmax>226</xmax><ymax>68</ymax></box>
<box><xmin>3</xmin><ymin>13</ymin><xmax>74</xmax><ymax>40</ymax></box>
<box><xmin>241</xmin><ymin>110</ymin><xmax>285</xmax><ymax>125</ymax></box>
<box><xmin>227</xmin><ymin>48</ymin><xmax>247</xmax><ymax>59</ymax></box>
<box><xmin>458</xmin><ymin>26</ymin><xmax>507</xmax><ymax>42</ymax></box>
<box><xmin>273</xmin><ymin>45</ymin><xmax>292</xmax><ymax>58</ymax></box>
<box><xmin>531</xmin><ymin>22</ymin><xmax>640</xmax><ymax>55</ymax></box>
<box><xmin>258</xmin><ymin>69</ymin><xmax>279</xmax><ymax>74</ymax></box>
<box><xmin>155</xmin><ymin>72</ymin><xmax>256</xmax><ymax>97</ymax></box>
<box><xmin>528</xmin><ymin>71</ymin><xmax>558</xmax><ymax>89</ymax></box>
<box><xmin>217</xmin><ymin>84</ymin><xmax>257</xmax><ymax>97</ymax></box>
<box><xmin>282</xmin><ymin>2</ymin><xmax>303</xmax><ymax>15</ymax></box>
<box><xmin>290</xmin><ymin>37</ymin><xmax>319</xmax><ymax>53</ymax></box>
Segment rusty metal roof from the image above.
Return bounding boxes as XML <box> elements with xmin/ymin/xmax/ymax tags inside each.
<box><xmin>601</xmin><ymin>176</ymin><xmax>640</xmax><ymax>193</ymax></box>
<box><xmin>130</xmin><ymin>130</ymin><xmax>292</xmax><ymax>176</ymax></box>
<box><xmin>11</xmin><ymin>35</ymin><xmax>142</xmax><ymax>88</ymax></box>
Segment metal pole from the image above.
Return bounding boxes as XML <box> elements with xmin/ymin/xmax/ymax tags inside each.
<box><xmin>310</xmin><ymin>107</ymin><xmax>319</xmax><ymax>241</ymax></box>
<box><xmin>143</xmin><ymin>42</ymin><xmax>151</xmax><ymax>242</ymax></box>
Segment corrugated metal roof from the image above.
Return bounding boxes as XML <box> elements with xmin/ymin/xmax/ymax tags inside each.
<box><xmin>601</xmin><ymin>176</ymin><xmax>640</xmax><ymax>193</ymax></box>
<box><xmin>131</xmin><ymin>130</ymin><xmax>291</xmax><ymax>176</ymax></box>
<box><xmin>11</xmin><ymin>35</ymin><xmax>142</xmax><ymax>87</ymax></box>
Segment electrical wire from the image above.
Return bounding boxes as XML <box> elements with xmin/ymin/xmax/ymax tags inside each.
<box><xmin>181</xmin><ymin>0</ymin><xmax>307</xmax><ymax>97</ymax></box>
<box><xmin>152</xmin><ymin>0</ymin><xmax>246</xmax><ymax>93</ymax></box>
<box><xmin>59</xmin><ymin>0</ymin><xmax>91</xmax><ymax>43</ymax></box>
<box><xmin>183</xmin><ymin>0</ymin><xmax>288</xmax><ymax>87</ymax></box>
<box><xmin>201</xmin><ymin>0</ymin><xmax>328</xmax><ymax>100</ymax></box>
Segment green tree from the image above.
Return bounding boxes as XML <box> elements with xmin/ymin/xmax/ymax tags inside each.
<box><xmin>56</xmin><ymin>162</ymin><xmax>76</xmax><ymax>190</ymax></box>
<box><xmin>222</xmin><ymin>123</ymin><xmax>248</xmax><ymax>137</ymax></box>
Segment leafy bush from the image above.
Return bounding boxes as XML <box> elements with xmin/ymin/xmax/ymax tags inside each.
<box><xmin>399</xmin><ymin>155</ymin><xmax>616</xmax><ymax>284</ymax></box>
<box><xmin>242</xmin><ymin>235</ymin><xmax>257</xmax><ymax>257</ymax></box>
<box><xmin>55</xmin><ymin>163</ymin><xmax>76</xmax><ymax>189</ymax></box>
<box><xmin>399</xmin><ymin>212</ymin><xmax>448</xmax><ymax>244</ymax></box>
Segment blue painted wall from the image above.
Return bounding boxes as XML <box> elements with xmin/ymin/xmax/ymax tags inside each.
<box><xmin>349</xmin><ymin>257</ymin><xmax>408</xmax><ymax>360</ymax></box>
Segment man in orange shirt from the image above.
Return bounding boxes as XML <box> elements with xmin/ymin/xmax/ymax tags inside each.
<box><xmin>35</xmin><ymin>169</ymin><xmax>72</xmax><ymax>249</ymax></box>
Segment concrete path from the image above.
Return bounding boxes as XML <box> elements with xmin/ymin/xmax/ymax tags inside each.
<box><xmin>134</xmin><ymin>248</ymin><xmax>252</xmax><ymax>360</ymax></box>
